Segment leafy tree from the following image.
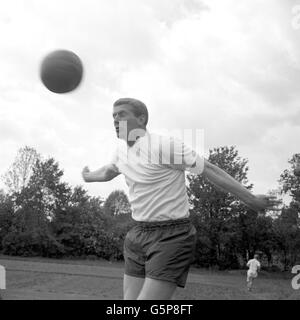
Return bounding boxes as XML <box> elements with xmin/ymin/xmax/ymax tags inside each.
<box><xmin>1</xmin><ymin>147</ymin><xmax>130</xmax><ymax>260</ymax></box>
<box><xmin>51</xmin><ymin>186</ymin><xmax>125</xmax><ymax>260</ymax></box>
<box><xmin>12</xmin><ymin>158</ymin><xmax>71</xmax><ymax>231</ymax></box>
<box><xmin>51</xmin><ymin>186</ymin><xmax>105</xmax><ymax>233</ymax></box>
<box><xmin>279</xmin><ymin>153</ymin><xmax>300</xmax><ymax>203</ymax></box>
<box><xmin>0</xmin><ymin>190</ymin><xmax>15</xmax><ymax>249</ymax></box>
<box><xmin>273</xmin><ymin>204</ymin><xmax>300</xmax><ymax>270</ymax></box>
<box><xmin>276</xmin><ymin>153</ymin><xmax>300</xmax><ymax>269</ymax></box>
<box><xmin>2</xmin><ymin>146</ymin><xmax>40</xmax><ymax>194</ymax></box>
<box><xmin>188</xmin><ymin>146</ymin><xmax>253</xmax><ymax>268</ymax></box>
<box><xmin>234</xmin><ymin>212</ymin><xmax>276</xmax><ymax>266</ymax></box>
<box><xmin>104</xmin><ymin>190</ymin><xmax>131</xmax><ymax>216</ymax></box>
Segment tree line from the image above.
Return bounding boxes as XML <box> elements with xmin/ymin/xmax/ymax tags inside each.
<box><xmin>0</xmin><ymin>146</ymin><xmax>299</xmax><ymax>271</ymax></box>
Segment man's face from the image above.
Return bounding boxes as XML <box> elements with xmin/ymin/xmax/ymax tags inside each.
<box><xmin>113</xmin><ymin>104</ymin><xmax>145</xmax><ymax>142</ymax></box>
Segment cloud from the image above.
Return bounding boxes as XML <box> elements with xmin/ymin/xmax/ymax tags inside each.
<box><xmin>142</xmin><ymin>0</ymin><xmax>209</xmax><ymax>26</ymax></box>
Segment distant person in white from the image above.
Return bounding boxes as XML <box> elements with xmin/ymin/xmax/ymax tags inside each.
<box><xmin>246</xmin><ymin>254</ymin><xmax>261</xmax><ymax>291</ymax></box>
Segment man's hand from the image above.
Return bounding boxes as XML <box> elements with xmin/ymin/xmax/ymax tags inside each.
<box><xmin>81</xmin><ymin>164</ymin><xmax>120</xmax><ymax>182</ymax></box>
<box><xmin>82</xmin><ymin>166</ymin><xmax>91</xmax><ymax>182</ymax></box>
<box><xmin>247</xmin><ymin>194</ymin><xmax>281</xmax><ymax>214</ymax></box>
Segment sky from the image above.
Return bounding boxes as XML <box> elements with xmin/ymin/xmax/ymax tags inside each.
<box><xmin>0</xmin><ymin>0</ymin><xmax>300</xmax><ymax>200</ymax></box>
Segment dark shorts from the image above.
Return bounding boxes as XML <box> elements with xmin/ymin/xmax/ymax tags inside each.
<box><xmin>124</xmin><ymin>218</ymin><xmax>196</xmax><ymax>288</ymax></box>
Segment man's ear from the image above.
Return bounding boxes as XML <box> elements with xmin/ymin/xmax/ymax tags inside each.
<box><xmin>138</xmin><ymin>114</ymin><xmax>146</xmax><ymax>126</ymax></box>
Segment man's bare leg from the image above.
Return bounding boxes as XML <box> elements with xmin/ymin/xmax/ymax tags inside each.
<box><xmin>137</xmin><ymin>277</ymin><xmax>177</xmax><ymax>300</ymax></box>
<box><xmin>123</xmin><ymin>274</ymin><xmax>145</xmax><ymax>300</ymax></box>
<box><xmin>247</xmin><ymin>276</ymin><xmax>253</xmax><ymax>291</ymax></box>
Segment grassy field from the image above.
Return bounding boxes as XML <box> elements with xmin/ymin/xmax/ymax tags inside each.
<box><xmin>0</xmin><ymin>255</ymin><xmax>299</xmax><ymax>300</ymax></box>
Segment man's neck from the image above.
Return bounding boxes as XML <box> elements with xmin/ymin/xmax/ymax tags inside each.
<box><xmin>126</xmin><ymin>128</ymin><xmax>148</xmax><ymax>147</ymax></box>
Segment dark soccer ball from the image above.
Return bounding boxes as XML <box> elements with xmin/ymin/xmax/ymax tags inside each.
<box><xmin>40</xmin><ymin>50</ymin><xmax>83</xmax><ymax>93</ymax></box>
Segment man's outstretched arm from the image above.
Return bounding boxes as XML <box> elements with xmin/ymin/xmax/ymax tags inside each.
<box><xmin>202</xmin><ymin>159</ymin><xmax>280</xmax><ymax>212</ymax></box>
<box><xmin>82</xmin><ymin>164</ymin><xmax>120</xmax><ymax>182</ymax></box>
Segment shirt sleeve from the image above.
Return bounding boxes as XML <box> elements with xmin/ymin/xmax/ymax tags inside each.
<box><xmin>160</xmin><ymin>136</ymin><xmax>204</xmax><ymax>174</ymax></box>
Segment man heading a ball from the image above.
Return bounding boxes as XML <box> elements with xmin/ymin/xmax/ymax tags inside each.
<box><xmin>82</xmin><ymin>98</ymin><xmax>280</xmax><ymax>300</ymax></box>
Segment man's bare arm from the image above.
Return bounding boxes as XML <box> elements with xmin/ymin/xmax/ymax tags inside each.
<box><xmin>82</xmin><ymin>164</ymin><xmax>120</xmax><ymax>182</ymax></box>
<box><xmin>202</xmin><ymin>159</ymin><xmax>280</xmax><ymax>212</ymax></box>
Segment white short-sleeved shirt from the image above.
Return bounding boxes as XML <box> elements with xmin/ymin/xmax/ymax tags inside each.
<box><xmin>111</xmin><ymin>132</ymin><xmax>204</xmax><ymax>222</ymax></box>
<box><xmin>247</xmin><ymin>259</ymin><xmax>260</xmax><ymax>274</ymax></box>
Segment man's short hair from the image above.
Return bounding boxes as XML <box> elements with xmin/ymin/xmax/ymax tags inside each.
<box><xmin>254</xmin><ymin>254</ymin><xmax>259</xmax><ymax>259</ymax></box>
<box><xmin>113</xmin><ymin>98</ymin><xmax>149</xmax><ymax>126</ymax></box>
